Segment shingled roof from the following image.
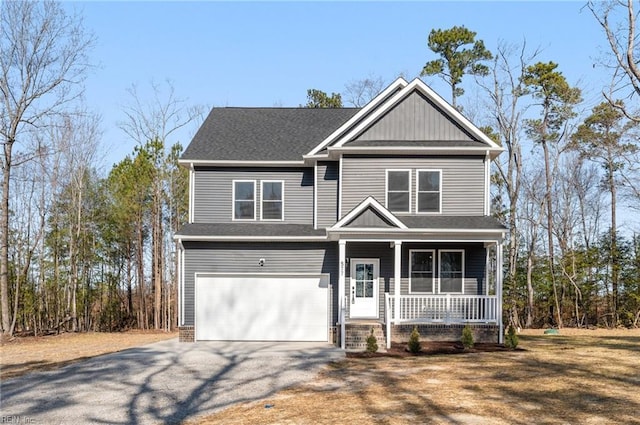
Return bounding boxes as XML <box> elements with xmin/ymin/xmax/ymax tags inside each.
<box><xmin>181</xmin><ymin>107</ymin><xmax>360</xmax><ymax>162</ymax></box>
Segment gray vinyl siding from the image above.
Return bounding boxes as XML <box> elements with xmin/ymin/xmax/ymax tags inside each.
<box><xmin>182</xmin><ymin>242</ymin><xmax>337</xmax><ymax>326</ymax></box>
<box><xmin>316</xmin><ymin>162</ymin><xmax>338</xmax><ymax>228</ymax></box>
<box><xmin>193</xmin><ymin>167</ymin><xmax>313</xmax><ymax>224</ymax></box>
<box><xmin>353</xmin><ymin>91</ymin><xmax>476</xmax><ymax>142</ymax></box>
<box><xmin>341</xmin><ymin>156</ymin><xmax>485</xmax><ymax>217</ymax></box>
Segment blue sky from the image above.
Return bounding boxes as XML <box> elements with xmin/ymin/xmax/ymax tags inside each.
<box><xmin>75</xmin><ymin>1</ymin><xmax>607</xmax><ymax>166</ymax></box>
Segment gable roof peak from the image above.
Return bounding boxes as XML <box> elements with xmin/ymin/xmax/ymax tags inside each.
<box><xmin>329</xmin><ymin>196</ymin><xmax>408</xmax><ymax>231</ymax></box>
<box><xmin>324</xmin><ymin>77</ymin><xmax>503</xmax><ymax>155</ymax></box>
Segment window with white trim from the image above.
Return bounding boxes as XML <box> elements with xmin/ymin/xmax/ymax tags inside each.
<box><xmin>439</xmin><ymin>250</ymin><xmax>464</xmax><ymax>293</ymax></box>
<box><xmin>233</xmin><ymin>180</ymin><xmax>256</xmax><ymax>220</ymax></box>
<box><xmin>261</xmin><ymin>180</ymin><xmax>284</xmax><ymax>220</ymax></box>
<box><xmin>410</xmin><ymin>250</ymin><xmax>434</xmax><ymax>293</ymax></box>
<box><xmin>417</xmin><ymin>170</ymin><xmax>441</xmax><ymax>213</ymax></box>
<box><xmin>386</xmin><ymin>170</ymin><xmax>411</xmax><ymax>213</ymax></box>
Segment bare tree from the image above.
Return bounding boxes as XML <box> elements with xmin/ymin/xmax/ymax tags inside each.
<box><xmin>519</xmin><ymin>164</ymin><xmax>547</xmax><ymax>327</ymax></box>
<box><xmin>522</xmin><ymin>62</ymin><xmax>582</xmax><ymax>328</ymax></box>
<box><xmin>343</xmin><ymin>75</ymin><xmax>387</xmax><ymax>107</ymax></box>
<box><xmin>477</xmin><ymin>40</ymin><xmax>541</xmax><ymax>327</ymax></box>
<box><xmin>588</xmin><ymin>0</ymin><xmax>640</xmax><ymax>122</ymax></box>
<box><xmin>0</xmin><ymin>1</ymin><xmax>94</xmax><ymax>337</ymax></box>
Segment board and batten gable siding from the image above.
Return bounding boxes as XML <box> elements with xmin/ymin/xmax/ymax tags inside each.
<box><xmin>316</xmin><ymin>161</ymin><xmax>338</xmax><ymax>228</ymax></box>
<box><xmin>193</xmin><ymin>167</ymin><xmax>313</xmax><ymax>224</ymax></box>
<box><xmin>340</xmin><ymin>156</ymin><xmax>485</xmax><ymax>217</ymax></box>
<box><xmin>353</xmin><ymin>91</ymin><xmax>477</xmax><ymax>142</ymax></box>
<box><xmin>182</xmin><ymin>242</ymin><xmax>338</xmax><ymax>326</ymax></box>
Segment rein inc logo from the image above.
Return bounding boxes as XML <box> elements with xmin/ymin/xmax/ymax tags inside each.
<box><xmin>0</xmin><ymin>417</ymin><xmax>35</xmax><ymax>424</ymax></box>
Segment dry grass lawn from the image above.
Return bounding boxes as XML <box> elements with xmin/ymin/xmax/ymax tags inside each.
<box><xmin>192</xmin><ymin>328</ymin><xmax>640</xmax><ymax>425</ymax></box>
<box><xmin>0</xmin><ymin>330</ymin><xmax>176</xmax><ymax>379</ymax></box>
<box><xmin>1</xmin><ymin>328</ymin><xmax>639</xmax><ymax>424</ymax></box>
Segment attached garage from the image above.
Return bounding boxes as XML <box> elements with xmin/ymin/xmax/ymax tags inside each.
<box><xmin>195</xmin><ymin>274</ymin><xmax>329</xmax><ymax>341</ymax></box>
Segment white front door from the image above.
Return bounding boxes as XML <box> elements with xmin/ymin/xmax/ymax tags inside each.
<box><xmin>350</xmin><ymin>259</ymin><xmax>379</xmax><ymax>318</ymax></box>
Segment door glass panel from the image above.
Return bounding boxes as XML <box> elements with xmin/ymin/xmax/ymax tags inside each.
<box><xmin>365</xmin><ymin>281</ymin><xmax>374</xmax><ymax>297</ymax></box>
<box><xmin>354</xmin><ymin>262</ymin><xmax>375</xmax><ymax>299</ymax></box>
<box><xmin>364</xmin><ymin>264</ymin><xmax>373</xmax><ymax>280</ymax></box>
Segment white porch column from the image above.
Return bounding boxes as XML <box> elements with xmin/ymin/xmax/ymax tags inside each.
<box><xmin>339</xmin><ymin>240</ymin><xmax>346</xmax><ymax>349</ymax></box>
<box><xmin>394</xmin><ymin>240</ymin><xmax>402</xmax><ymax>324</ymax></box>
<box><xmin>496</xmin><ymin>240</ymin><xmax>504</xmax><ymax>344</ymax></box>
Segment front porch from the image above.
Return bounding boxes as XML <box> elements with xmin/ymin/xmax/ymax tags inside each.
<box><xmin>341</xmin><ymin>294</ymin><xmax>500</xmax><ymax>350</ymax></box>
<box><xmin>336</xmin><ymin>239</ymin><xmax>504</xmax><ymax>349</ymax></box>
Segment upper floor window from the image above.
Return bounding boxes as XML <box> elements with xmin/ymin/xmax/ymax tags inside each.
<box><xmin>410</xmin><ymin>250</ymin><xmax>434</xmax><ymax>293</ymax></box>
<box><xmin>233</xmin><ymin>180</ymin><xmax>256</xmax><ymax>220</ymax></box>
<box><xmin>386</xmin><ymin>170</ymin><xmax>411</xmax><ymax>213</ymax></box>
<box><xmin>439</xmin><ymin>250</ymin><xmax>464</xmax><ymax>293</ymax></box>
<box><xmin>417</xmin><ymin>170</ymin><xmax>441</xmax><ymax>213</ymax></box>
<box><xmin>261</xmin><ymin>180</ymin><xmax>284</xmax><ymax>220</ymax></box>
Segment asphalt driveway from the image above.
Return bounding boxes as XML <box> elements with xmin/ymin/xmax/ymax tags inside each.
<box><xmin>0</xmin><ymin>339</ymin><xmax>344</xmax><ymax>424</ymax></box>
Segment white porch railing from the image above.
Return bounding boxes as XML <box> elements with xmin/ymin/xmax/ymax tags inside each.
<box><xmin>386</xmin><ymin>294</ymin><xmax>499</xmax><ymax>324</ymax></box>
<box><xmin>384</xmin><ymin>293</ymin><xmax>498</xmax><ymax>349</ymax></box>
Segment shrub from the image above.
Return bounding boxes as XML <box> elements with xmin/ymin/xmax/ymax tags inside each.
<box><xmin>408</xmin><ymin>326</ymin><xmax>421</xmax><ymax>354</ymax></box>
<box><xmin>366</xmin><ymin>328</ymin><xmax>378</xmax><ymax>353</ymax></box>
<box><xmin>505</xmin><ymin>324</ymin><xmax>519</xmax><ymax>349</ymax></box>
<box><xmin>461</xmin><ymin>325</ymin><xmax>474</xmax><ymax>349</ymax></box>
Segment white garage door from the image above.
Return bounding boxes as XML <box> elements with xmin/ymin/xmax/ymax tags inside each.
<box><xmin>195</xmin><ymin>274</ymin><xmax>329</xmax><ymax>341</ymax></box>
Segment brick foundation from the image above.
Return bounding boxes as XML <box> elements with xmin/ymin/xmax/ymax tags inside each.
<box><xmin>392</xmin><ymin>323</ymin><xmax>499</xmax><ymax>343</ymax></box>
<box><xmin>179</xmin><ymin>326</ymin><xmax>195</xmax><ymax>342</ymax></box>
<box><xmin>344</xmin><ymin>323</ymin><xmax>386</xmax><ymax>351</ymax></box>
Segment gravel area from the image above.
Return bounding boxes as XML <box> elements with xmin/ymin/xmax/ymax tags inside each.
<box><xmin>0</xmin><ymin>338</ymin><xmax>344</xmax><ymax>424</ymax></box>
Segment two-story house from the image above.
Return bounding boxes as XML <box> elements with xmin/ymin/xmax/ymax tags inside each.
<box><xmin>175</xmin><ymin>78</ymin><xmax>505</xmax><ymax>349</ymax></box>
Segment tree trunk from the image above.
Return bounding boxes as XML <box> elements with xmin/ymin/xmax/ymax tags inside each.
<box><xmin>1</xmin><ymin>138</ymin><xmax>13</xmax><ymax>337</ymax></box>
<box><xmin>542</xmin><ymin>139</ymin><xmax>563</xmax><ymax>328</ymax></box>
<box><xmin>136</xmin><ymin>217</ymin><xmax>146</xmax><ymax>329</ymax></box>
<box><xmin>609</xmin><ymin>166</ymin><xmax>619</xmax><ymax>325</ymax></box>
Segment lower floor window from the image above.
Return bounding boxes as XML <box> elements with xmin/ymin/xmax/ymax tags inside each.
<box><xmin>410</xmin><ymin>250</ymin><xmax>434</xmax><ymax>293</ymax></box>
<box><xmin>439</xmin><ymin>250</ymin><xmax>464</xmax><ymax>293</ymax></box>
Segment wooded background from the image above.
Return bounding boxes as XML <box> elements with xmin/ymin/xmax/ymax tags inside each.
<box><xmin>1</xmin><ymin>1</ymin><xmax>639</xmax><ymax>338</ymax></box>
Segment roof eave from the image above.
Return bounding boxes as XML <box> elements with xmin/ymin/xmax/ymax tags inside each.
<box><xmin>174</xmin><ymin>234</ymin><xmax>328</xmax><ymax>242</ymax></box>
<box><xmin>178</xmin><ymin>159</ymin><xmax>306</xmax><ymax>167</ymax></box>
<box><xmin>327</xmin><ymin>146</ymin><xmax>503</xmax><ymax>158</ymax></box>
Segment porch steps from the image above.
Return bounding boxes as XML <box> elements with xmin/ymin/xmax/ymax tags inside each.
<box><xmin>344</xmin><ymin>323</ymin><xmax>386</xmax><ymax>352</ymax></box>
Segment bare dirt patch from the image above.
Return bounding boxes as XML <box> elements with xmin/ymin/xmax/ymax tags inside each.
<box><xmin>190</xmin><ymin>330</ymin><xmax>640</xmax><ymax>425</ymax></box>
<box><xmin>0</xmin><ymin>330</ymin><xmax>176</xmax><ymax>379</ymax></box>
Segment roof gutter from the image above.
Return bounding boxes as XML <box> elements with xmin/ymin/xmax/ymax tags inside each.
<box><xmin>173</xmin><ymin>234</ymin><xmax>329</xmax><ymax>242</ymax></box>
<box><xmin>178</xmin><ymin>159</ymin><xmax>306</xmax><ymax>167</ymax></box>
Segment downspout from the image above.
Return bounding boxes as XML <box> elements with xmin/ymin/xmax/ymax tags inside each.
<box><xmin>484</xmin><ymin>150</ymin><xmax>490</xmax><ymax>216</ymax></box>
<box><xmin>313</xmin><ymin>162</ymin><xmax>318</xmax><ymax>229</ymax></box>
<box><xmin>339</xmin><ymin>240</ymin><xmax>346</xmax><ymax>349</ymax></box>
<box><xmin>189</xmin><ymin>164</ymin><xmax>195</xmax><ymax>223</ymax></box>
<box><xmin>497</xmin><ymin>240</ymin><xmax>504</xmax><ymax>344</ymax></box>
<box><xmin>177</xmin><ymin>239</ymin><xmax>184</xmax><ymax>326</ymax></box>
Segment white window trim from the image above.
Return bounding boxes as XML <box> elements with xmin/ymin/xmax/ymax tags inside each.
<box><xmin>385</xmin><ymin>169</ymin><xmax>411</xmax><ymax>213</ymax></box>
<box><xmin>260</xmin><ymin>180</ymin><xmax>285</xmax><ymax>221</ymax></box>
<box><xmin>438</xmin><ymin>249</ymin><xmax>465</xmax><ymax>294</ymax></box>
<box><xmin>232</xmin><ymin>180</ymin><xmax>256</xmax><ymax>221</ymax></box>
<box><xmin>409</xmin><ymin>249</ymin><xmax>435</xmax><ymax>294</ymax></box>
<box><xmin>416</xmin><ymin>169</ymin><xmax>442</xmax><ymax>214</ymax></box>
